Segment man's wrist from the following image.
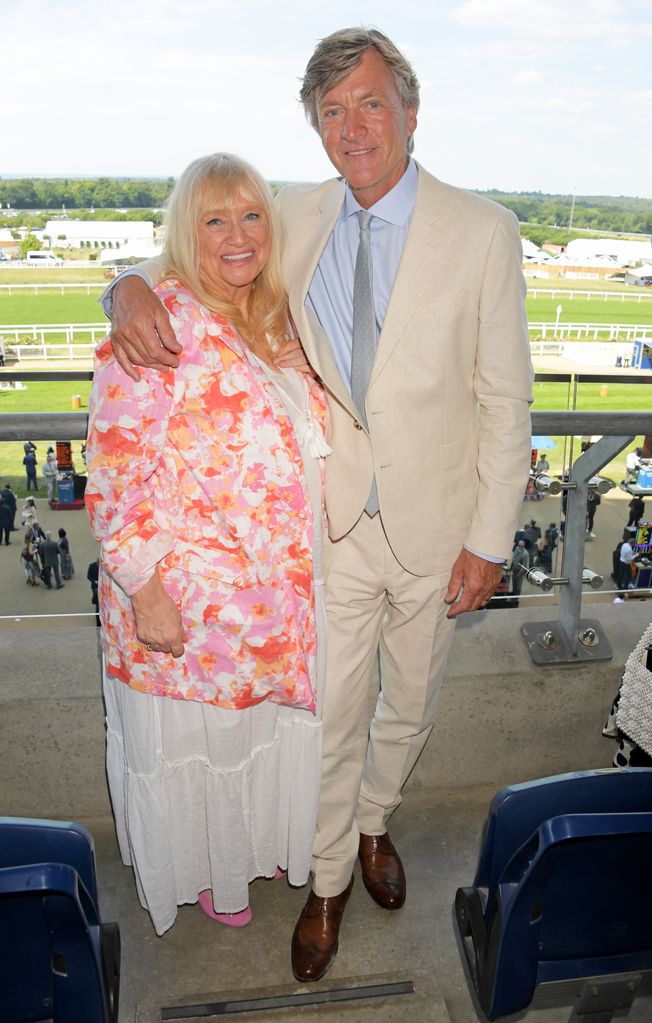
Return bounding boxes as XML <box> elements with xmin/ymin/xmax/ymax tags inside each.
<box><xmin>463</xmin><ymin>545</ymin><xmax>505</xmax><ymax>565</ymax></box>
<box><xmin>100</xmin><ymin>267</ymin><xmax>154</xmax><ymax>319</ymax></box>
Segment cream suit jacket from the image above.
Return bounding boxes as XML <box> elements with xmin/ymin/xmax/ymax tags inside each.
<box><xmin>276</xmin><ymin>164</ymin><xmax>534</xmax><ymax>576</ymax></box>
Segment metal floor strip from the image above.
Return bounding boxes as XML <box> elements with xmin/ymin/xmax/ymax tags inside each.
<box><xmin>160</xmin><ymin>979</ymin><xmax>415</xmax><ymax>1019</ymax></box>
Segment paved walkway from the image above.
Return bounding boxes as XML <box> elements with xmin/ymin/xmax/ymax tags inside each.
<box><xmin>1</xmin><ymin>496</ymin><xmax>99</xmax><ymax>629</ymax></box>
<box><xmin>505</xmin><ymin>487</ymin><xmax>648</xmax><ymax>608</ymax></box>
<box><xmin>1</xmin><ymin>488</ymin><xmax>646</xmax><ymax>631</ymax></box>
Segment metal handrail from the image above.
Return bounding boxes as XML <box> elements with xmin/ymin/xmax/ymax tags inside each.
<box><xmin>0</xmin><ymin>386</ymin><xmax>649</xmax><ymax>665</ymax></box>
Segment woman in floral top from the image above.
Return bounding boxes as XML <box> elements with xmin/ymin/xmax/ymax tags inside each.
<box><xmin>86</xmin><ymin>154</ymin><xmax>329</xmax><ymax>935</ymax></box>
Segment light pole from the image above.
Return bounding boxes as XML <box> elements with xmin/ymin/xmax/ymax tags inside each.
<box><xmin>568</xmin><ymin>184</ymin><xmax>577</xmax><ymax>234</ymax></box>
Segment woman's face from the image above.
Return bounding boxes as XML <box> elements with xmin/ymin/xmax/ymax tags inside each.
<box><xmin>197</xmin><ymin>189</ymin><xmax>271</xmax><ymax>312</ymax></box>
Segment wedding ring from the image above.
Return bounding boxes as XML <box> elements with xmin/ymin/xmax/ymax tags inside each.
<box><xmin>146</xmin><ymin>643</ymin><xmax>153</xmax><ymax>652</ymax></box>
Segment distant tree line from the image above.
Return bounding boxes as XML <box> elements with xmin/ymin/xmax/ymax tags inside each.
<box><xmin>1</xmin><ymin>178</ymin><xmax>651</xmax><ymax>238</ymax></box>
<box><xmin>477</xmin><ymin>190</ymin><xmax>652</xmax><ymax>237</ymax></box>
<box><xmin>0</xmin><ymin>177</ymin><xmax>175</xmax><ymax>211</ymax></box>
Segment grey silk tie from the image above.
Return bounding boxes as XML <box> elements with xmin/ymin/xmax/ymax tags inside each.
<box><xmin>351</xmin><ymin>210</ymin><xmax>379</xmax><ymax>516</ymax></box>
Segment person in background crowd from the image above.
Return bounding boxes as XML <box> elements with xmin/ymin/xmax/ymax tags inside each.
<box><xmin>21</xmin><ymin>531</ymin><xmax>40</xmax><ymax>585</ymax></box>
<box><xmin>21</xmin><ymin>497</ymin><xmax>38</xmax><ymax>527</ymax></box>
<box><xmin>87</xmin><ymin>558</ymin><xmax>100</xmax><ymax>627</ymax></box>
<box><xmin>544</xmin><ymin>522</ymin><xmax>559</xmax><ymax>563</ymax></box>
<box><xmin>1</xmin><ymin>483</ymin><xmax>17</xmax><ymax>531</ymax></box>
<box><xmin>23</xmin><ymin>448</ymin><xmax>38</xmax><ymax>491</ymax></box>
<box><xmin>43</xmin><ymin>450</ymin><xmax>58</xmax><ymax>503</ymax></box>
<box><xmin>624</xmin><ymin>448</ymin><xmax>642</xmax><ymax>485</ymax></box>
<box><xmin>510</xmin><ymin>540</ymin><xmax>530</xmax><ymax>598</ymax></box>
<box><xmin>0</xmin><ymin>495</ymin><xmax>12</xmax><ymax>545</ymax></box>
<box><xmin>38</xmin><ymin>530</ymin><xmax>64</xmax><ymax>589</ymax></box>
<box><xmin>57</xmin><ymin>527</ymin><xmax>74</xmax><ymax>579</ymax></box>
<box><xmin>524</xmin><ymin>519</ymin><xmax>541</xmax><ymax>550</ymax></box>
<box><xmin>513</xmin><ymin>524</ymin><xmax>530</xmax><ymax>550</ymax></box>
<box><xmin>617</xmin><ymin>530</ymin><xmax>636</xmax><ymax>592</ymax></box>
<box><xmin>535</xmin><ymin>531</ymin><xmax>551</xmax><ymax>572</ymax></box>
<box><xmin>628</xmin><ymin>495</ymin><xmax>645</xmax><ymax>528</ymax></box>
<box><xmin>534</xmin><ymin>454</ymin><xmax>549</xmax><ymax>475</ymax></box>
<box><xmin>586</xmin><ymin>489</ymin><xmax>601</xmax><ymax>539</ymax></box>
<box><xmin>28</xmin><ymin>521</ymin><xmax>45</xmax><ymax>546</ymax></box>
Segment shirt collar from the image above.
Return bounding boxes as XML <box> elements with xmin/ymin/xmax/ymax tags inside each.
<box><xmin>342</xmin><ymin>158</ymin><xmax>418</xmax><ymax>227</ymax></box>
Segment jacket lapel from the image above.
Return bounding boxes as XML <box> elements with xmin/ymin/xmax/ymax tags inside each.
<box><xmin>369</xmin><ymin>168</ymin><xmax>450</xmax><ymax>387</ymax></box>
<box><xmin>286</xmin><ymin>184</ymin><xmax>360</xmax><ymax>421</ymax></box>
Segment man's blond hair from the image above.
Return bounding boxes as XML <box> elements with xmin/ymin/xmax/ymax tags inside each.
<box><xmin>300</xmin><ymin>27</ymin><xmax>420</xmax><ymax>154</ymax></box>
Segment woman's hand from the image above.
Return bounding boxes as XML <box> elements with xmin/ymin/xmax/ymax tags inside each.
<box><xmin>111</xmin><ymin>276</ymin><xmax>182</xmax><ymax>380</ymax></box>
<box><xmin>274</xmin><ymin>336</ymin><xmax>315</xmax><ymax>377</ymax></box>
<box><xmin>131</xmin><ymin>571</ymin><xmax>187</xmax><ymax>658</ymax></box>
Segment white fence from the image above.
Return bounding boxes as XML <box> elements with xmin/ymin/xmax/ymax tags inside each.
<box><xmin>529</xmin><ymin>340</ymin><xmax>564</xmax><ymax>355</ymax></box>
<box><xmin>0</xmin><ymin>342</ymin><xmax>96</xmax><ymax>361</ymax></box>
<box><xmin>0</xmin><ymin>321</ymin><xmax>105</xmax><ymax>355</ymax></box>
<box><xmin>0</xmin><ymin>282</ymin><xmax>106</xmax><ymax>295</ymax></box>
<box><xmin>0</xmin><ymin>326</ymin><xmax>648</xmax><ymax>364</ymax></box>
<box><xmin>3</xmin><ymin>320</ymin><xmax>649</xmax><ymax>347</ymax></box>
<box><xmin>529</xmin><ymin>322</ymin><xmax>652</xmax><ymax>340</ymax></box>
<box><xmin>0</xmin><ymin>261</ymin><xmax>119</xmax><ymax>271</ymax></box>
<box><xmin>528</xmin><ymin>288</ymin><xmax>652</xmax><ymax>302</ymax></box>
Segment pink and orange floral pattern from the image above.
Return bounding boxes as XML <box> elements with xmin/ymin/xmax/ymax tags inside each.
<box><xmin>86</xmin><ymin>279</ymin><xmax>327</xmax><ymax>712</ymax></box>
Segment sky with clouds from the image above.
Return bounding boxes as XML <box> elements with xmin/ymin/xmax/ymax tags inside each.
<box><xmin>2</xmin><ymin>0</ymin><xmax>651</xmax><ymax>197</ymax></box>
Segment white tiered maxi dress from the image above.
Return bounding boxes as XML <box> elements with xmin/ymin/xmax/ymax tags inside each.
<box><xmin>103</xmin><ymin>362</ymin><xmax>326</xmax><ymax>935</ymax></box>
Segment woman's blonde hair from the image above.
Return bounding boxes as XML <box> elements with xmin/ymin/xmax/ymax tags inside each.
<box><xmin>161</xmin><ymin>153</ymin><xmax>287</xmax><ymax>351</ymax></box>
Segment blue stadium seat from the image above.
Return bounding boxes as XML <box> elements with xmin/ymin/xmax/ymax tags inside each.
<box><xmin>0</xmin><ymin>817</ymin><xmax>120</xmax><ymax>1023</ymax></box>
<box><xmin>455</xmin><ymin>769</ymin><xmax>652</xmax><ymax>1020</ymax></box>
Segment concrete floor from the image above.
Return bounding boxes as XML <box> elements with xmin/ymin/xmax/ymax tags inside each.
<box><xmin>0</xmin><ymin>495</ymin><xmax>100</xmax><ymax>629</ymax></box>
<box><xmin>3</xmin><ymin>600</ymin><xmax>652</xmax><ymax>1022</ymax></box>
<box><xmin>1</xmin><ymin>422</ymin><xmax>650</xmax><ymax>1020</ymax></box>
<box><xmin>86</xmin><ymin>786</ymin><xmax>652</xmax><ymax>1023</ymax></box>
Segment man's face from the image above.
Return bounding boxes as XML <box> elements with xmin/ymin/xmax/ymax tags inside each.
<box><xmin>316</xmin><ymin>47</ymin><xmax>417</xmax><ymax>209</ymax></box>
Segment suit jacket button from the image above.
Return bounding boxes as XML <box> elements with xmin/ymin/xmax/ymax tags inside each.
<box><xmin>353</xmin><ymin>420</ymin><xmax>363</xmax><ymax>430</ymax></box>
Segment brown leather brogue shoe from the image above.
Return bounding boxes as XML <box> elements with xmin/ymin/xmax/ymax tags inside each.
<box><xmin>291</xmin><ymin>877</ymin><xmax>354</xmax><ymax>982</ymax></box>
<box><xmin>358</xmin><ymin>832</ymin><xmax>406</xmax><ymax>909</ymax></box>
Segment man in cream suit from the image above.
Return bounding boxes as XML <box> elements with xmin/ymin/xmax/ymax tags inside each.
<box><xmin>106</xmin><ymin>27</ymin><xmax>533</xmax><ymax>983</ymax></box>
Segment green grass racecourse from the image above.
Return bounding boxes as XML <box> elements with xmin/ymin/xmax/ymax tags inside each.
<box><xmin>527</xmin><ymin>294</ymin><xmax>652</xmax><ymax>326</ymax></box>
<box><xmin>0</xmin><ymin>273</ymin><xmax>649</xmax><ymax>496</ymax></box>
<box><xmin>0</xmin><ymin>290</ymin><xmax>104</xmax><ymax>325</ymax></box>
<box><xmin>2</xmin><ymin>275</ymin><xmax>651</xmax><ymax>330</ymax></box>
<box><xmin>0</xmin><ymin>384</ymin><xmax>92</xmax><ymax>498</ymax></box>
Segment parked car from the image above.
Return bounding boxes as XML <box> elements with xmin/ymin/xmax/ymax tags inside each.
<box><xmin>25</xmin><ymin>251</ymin><xmax>63</xmax><ymax>266</ymax></box>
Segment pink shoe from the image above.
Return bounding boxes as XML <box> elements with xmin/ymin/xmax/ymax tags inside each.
<box><xmin>272</xmin><ymin>867</ymin><xmax>286</xmax><ymax>879</ymax></box>
<box><xmin>198</xmin><ymin>890</ymin><xmax>251</xmax><ymax>927</ymax></box>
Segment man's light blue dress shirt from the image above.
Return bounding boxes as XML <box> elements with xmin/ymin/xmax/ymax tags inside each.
<box><xmin>306</xmin><ymin>159</ymin><xmax>418</xmax><ymax>392</ymax></box>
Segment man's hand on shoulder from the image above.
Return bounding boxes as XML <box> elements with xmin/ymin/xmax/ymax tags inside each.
<box><xmin>444</xmin><ymin>548</ymin><xmax>504</xmax><ymax>618</ymax></box>
<box><xmin>111</xmin><ymin>275</ymin><xmax>181</xmax><ymax>380</ymax></box>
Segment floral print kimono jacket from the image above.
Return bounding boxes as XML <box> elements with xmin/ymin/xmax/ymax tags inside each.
<box><xmin>85</xmin><ymin>279</ymin><xmax>327</xmax><ymax>713</ymax></box>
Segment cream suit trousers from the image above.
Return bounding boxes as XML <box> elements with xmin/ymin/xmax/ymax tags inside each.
<box><xmin>312</xmin><ymin>512</ymin><xmax>457</xmax><ymax>897</ymax></box>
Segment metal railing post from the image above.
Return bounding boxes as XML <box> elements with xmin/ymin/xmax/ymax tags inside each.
<box><xmin>522</xmin><ymin>409</ymin><xmax>652</xmax><ymax>666</ymax></box>
<box><xmin>557</xmin><ymin>436</ymin><xmax>631</xmax><ymax>653</ymax></box>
